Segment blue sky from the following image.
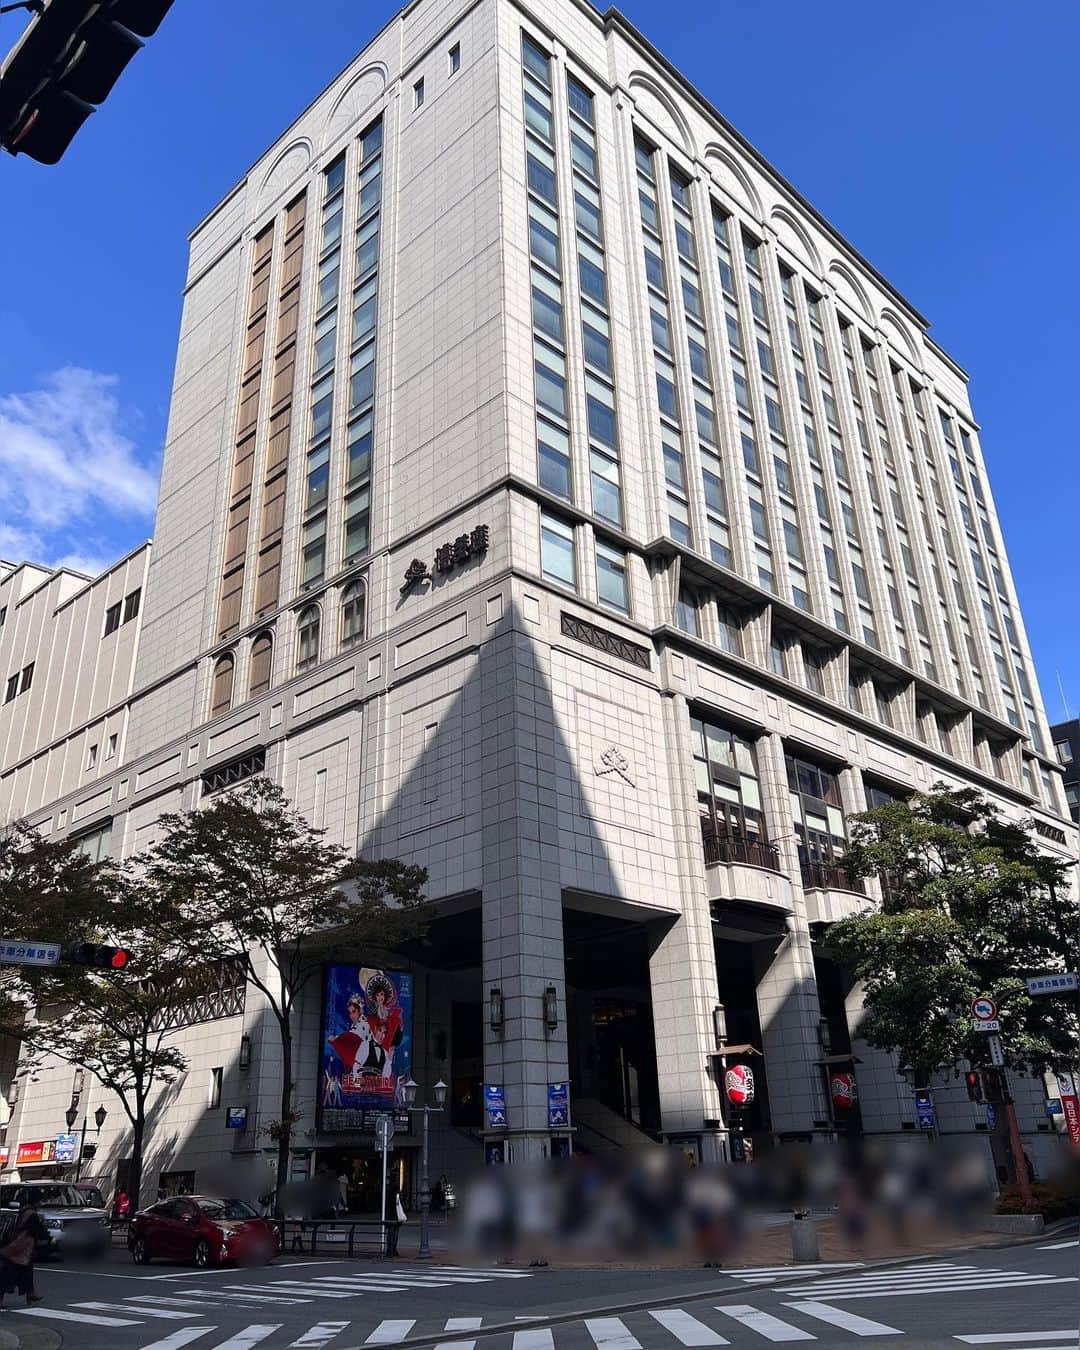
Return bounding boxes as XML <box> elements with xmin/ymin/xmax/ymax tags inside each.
<box><xmin>0</xmin><ymin>1</ymin><xmax>1075</xmax><ymax>715</ymax></box>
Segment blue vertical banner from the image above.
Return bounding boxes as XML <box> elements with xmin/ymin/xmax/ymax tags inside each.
<box><xmin>484</xmin><ymin>1083</ymin><xmax>507</xmax><ymax>1129</ymax></box>
<box><xmin>547</xmin><ymin>1081</ymin><xmax>569</xmax><ymax>1129</ymax></box>
<box><xmin>914</xmin><ymin>1090</ymin><xmax>936</xmax><ymax>1130</ymax></box>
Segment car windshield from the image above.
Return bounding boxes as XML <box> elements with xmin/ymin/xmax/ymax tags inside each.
<box><xmin>77</xmin><ymin>1189</ymin><xmax>106</xmax><ymax>1208</ymax></box>
<box><xmin>198</xmin><ymin>1198</ymin><xmax>257</xmax><ymax>1221</ymax></box>
<box><xmin>21</xmin><ymin>1186</ymin><xmax>86</xmax><ymax>1209</ymax></box>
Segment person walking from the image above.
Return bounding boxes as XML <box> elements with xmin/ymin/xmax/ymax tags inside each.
<box><xmin>0</xmin><ymin>1203</ymin><xmax>48</xmax><ymax>1309</ymax></box>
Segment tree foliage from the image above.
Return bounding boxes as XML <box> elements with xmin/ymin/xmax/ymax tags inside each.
<box><xmin>141</xmin><ymin>778</ymin><xmax>429</xmax><ymax>1193</ymax></box>
<box><xmin>827</xmin><ymin>786</ymin><xmax>1078</xmax><ymax>1080</ymax></box>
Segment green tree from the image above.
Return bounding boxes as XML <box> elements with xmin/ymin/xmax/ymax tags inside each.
<box><xmin>141</xmin><ymin>778</ymin><xmax>428</xmax><ymax>1195</ymax></box>
<box><xmin>827</xmin><ymin>785</ymin><xmax>1077</xmax><ymax>1083</ymax></box>
<box><xmin>0</xmin><ymin>822</ymin><xmax>111</xmax><ymax>1039</ymax></box>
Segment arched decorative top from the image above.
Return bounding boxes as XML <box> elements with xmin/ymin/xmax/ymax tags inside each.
<box><xmin>210</xmin><ymin>651</ymin><xmax>235</xmax><ymax>718</ymax></box>
<box><xmin>322</xmin><ymin>63</ymin><xmax>387</xmax><ymax>151</ymax></box>
<box><xmin>627</xmin><ymin>71</ymin><xmax>694</xmax><ymax>156</ymax></box>
<box><xmin>702</xmin><ymin>141</ymin><xmax>763</xmax><ymax>219</ymax></box>
<box><xmin>257</xmin><ymin>138</ymin><xmax>313</xmax><ymax>211</ymax></box>
<box><xmin>878</xmin><ymin>306</ymin><xmax>922</xmax><ymax>367</ymax></box>
<box><xmin>769</xmin><ymin>205</ymin><xmax>822</xmax><ymax>275</ymax></box>
<box><xmin>827</xmin><ymin>258</ymin><xmax>874</xmax><ymax>323</ymax></box>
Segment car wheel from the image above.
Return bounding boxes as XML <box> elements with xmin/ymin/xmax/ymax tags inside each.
<box><xmin>193</xmin><ymin>1238</ymin><xmax>211</xmax><ymax>1269</ymax></box>
<box><xmin>132</xmin><ymin>1236</ymin><xmax>151</xmax><ymax>1265</ymax></box>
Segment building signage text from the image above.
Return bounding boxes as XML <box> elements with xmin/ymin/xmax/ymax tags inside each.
<box><xmin>400</xmin><ymin>525</ymin><xmax>490</xmax><ymax>594</ymax></box>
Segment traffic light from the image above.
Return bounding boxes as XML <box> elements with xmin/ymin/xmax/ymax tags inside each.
<box><xmin>964</xmin><ymin>1070</ymin><xmax>984</xmax><ymax>1103</ymax></box>
<box><xmin>0</xmin><ymin>1</ymin><xmax>176</xmax><ymax>164</ymax></box>
<box><xmin>64</xmin><ymin>942</ymin><xmax>130</xmax><ymax>969</ymax></box>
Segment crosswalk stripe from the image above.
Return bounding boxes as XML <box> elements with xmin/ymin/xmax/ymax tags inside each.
<box><xmin>783</xmin><ymin>1302</ymin><xmax>904</xmax><ymax>1337</ymax></box>
<box><xmin>128</xmin><ymin>1331</ymin><xmax>216</xmax><ymax>1350</ymax></box>
<box><xmin>446</xmin><ymin>1320</ymin><xmax>484</xmax><ymax>1331</ymax></box>
<box><xmin>778</xmin><ymin>1268</ymin><xmax>1058</xmax><ymax>1289</ymax></box>
<box><xmin>180</xmin><ymin>1289</ymin><xmax>311</xmax><ymax>1306</ymax></box>
<box><xmin>365</xmin><ymin>1320</ymin><xmax>417</xmax><ymax>1344</ymax></box>
<box><xmin>75</xmin><ymin>1301</ymin><xmax>200</xmax><ymax>1320</ymax></box>
<box><xmin>380</xmin><ymin>1271</ymin><xmax>490</xmax><ymax>1284</ymax></box>
<box><xmin>259</xmin><ymin>1283</ymin><xmax>360</xmax><ymax>1298</ymax></box>
<box><xmin>434</xmin><ymin>1343</ymin><xmax>476</xmax><ymax>1350</ymax></box>
<box><xmin>777</xmin><ymin>1277</ymin><xmax>1078</xmax><ymax>1300</ymax></box>
<box><xmin>956</xmin><ymin>1334</ymin><xmax>1080</xmax><ymax>1343</ymax></box>
<box><xmin>714</xmin><ymin>1306</ymin><xmax>816</xmax><ymax>1342</ymax></box>
<box><xmin>1039</xmin><ymin>1239</ymin><xmax>1079</xmax><ymax>1249</ymax></box>
<box><xmin>288</xmin><ymin>1322</ymin><xmax>350</xmax><ymax>1347</ymax></box>
<box><xmin>12</xmin><ymin>1308</ymin><xmax>141</xmax><ymax>1327</ymax></box>
<box><xmin>311</xmin><ymin>1276</ymin><xmax>454</xmax><ymax>1288</ymax></box>
<box><xmin>304</xmin><ymin>1279</ymin><xmax>418</xmax><ymax>1291</ymax></box>
<box><xmin>129</xmin><ymin>1298</ymin><xmax>236</xmax><ymax>1310</ymax></box>
<box><xmin>512</xmin><ymin>1331</ymin><xmax>554</xmax><ymax>1349</ymax></box>
<box><xmin>206</xmin><ymin>1328</ymin><xmax>281</xmax><ymax>1350</ymax></box>
<box><xmin>648</xmin><ymin>1308</ymin><xmax>730</xmax><ymax>1345</ymax></box>
<box><xmin>421</xmin><ymin>1266</ymin><xmax>534</xmax><ymax>1278</ymax></box>
<box><xmin>585</xmin><ymin>1317</ymin><xmax>641</xmax><ymax>1349</ymax></box>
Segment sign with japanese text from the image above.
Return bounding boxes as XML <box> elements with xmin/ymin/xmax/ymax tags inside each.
<box><xmin>484</xmin><ymin>1084</ymin><xmax>507</xmax><ymax>1129</ymax></box>
<box><xmin>830</xmin><ymin>1072</ymin><xmax>858</xmax><ymax>1111</ymax></box>
<box><xmin>1027</xmin><ymin>973</ymin><xmax>1078</xmax><ymax>996</ymax></box>
<box><xmin>724</xmin><ymin>1064</ymin><xmax>755</xmax><ymax>1107</ymax></box>
<box><xmin>914</xmin><ymin>1090</ymin><xmax>936</xmax><ymax>1131</ymax></box>
<box><xmin>400</xmin><ymin>524</ymin><xmax>490</xmax><ymax>594</ymax></box>
<box><xmin>0</xmin><ymin>940</ymin><xmax>59</xmax><ymax>967</ymax></box>
<box><xmin>547</xmin><ymin>1082</ymin><xmax>569</xmax><ymax>1129</ymax></box>
<box><xmin>54</xmin><ymin>1134</ymin><xmax>78</xmax><ymax>1163</ymax></box>
<box><xmin>1055</xmin><ymin>1072</ymin><xmax>1080</xmax><ymax>1147</ymax></box>
<box><xmin>320</xmin><ymin>966</ymin><xmax>413</xmax><ymax>1130</ymax></box>
<box><xmin>225</xmin><ymin>1107</ymin><xmax>248</xmax><ymax>1130</ymax></box>
<box><xmin>15</xmin><ymin>1140</ymin><xmax>56</xmax><ymax>1166</ymax></box>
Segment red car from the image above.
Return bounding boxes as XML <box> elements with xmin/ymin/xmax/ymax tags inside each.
<box><xmin>129</xmin><ymin>1195</ymin><xmax>281</xmax><ymax>1268</ymax></box>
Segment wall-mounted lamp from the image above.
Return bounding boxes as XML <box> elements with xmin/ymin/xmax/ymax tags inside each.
<box><xmin>239</xmin><ymin>1033</ymin><xmax>252</xmax><ymax>1069</ymax></box>
<box><xmin>8</xmin><ymin>1080</ymin><xmax>18</xmax><ymax>1107</ymax></box>
<box><xmin>712</xmin><ymin>1003</ymin><xmax>728</xmax><ymax>1050</ymax></box>
<box><xmin>94</xmin><ymin>1104</ymin><xmax>108</xmax><ymax>1132</ymax></box>
<box><xmin>543</xmin><ymin>984</ymin><xmax>559</xmax><ymax>1032</ymax></box>
<box><xmin>489</xmin><ymin>987</ymin><xmax>504</xmax><ymax>1032</ymax></box>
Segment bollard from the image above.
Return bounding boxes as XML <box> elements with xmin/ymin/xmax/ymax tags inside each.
<box><xmin>791</xmin><ymin>1209</ymin><xmax>820</xmax><ymax>1262</ymax></box>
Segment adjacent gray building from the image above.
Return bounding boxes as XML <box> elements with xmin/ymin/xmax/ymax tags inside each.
<box><xmin>1</xmin><ymin>0</ymin><xmax>1076</xmax><ymax>1200</ymax></box>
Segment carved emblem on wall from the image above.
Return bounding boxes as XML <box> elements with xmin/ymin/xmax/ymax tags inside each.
<box><xmin>594</xmin><ymin>744</ymin><xmax>635</xmax><ymax>787</ymax></box>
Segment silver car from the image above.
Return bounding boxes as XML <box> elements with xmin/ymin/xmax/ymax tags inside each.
<box><xmin>0</xmin><ymin>1183</ymin><xmax>112</xmax><ymax>1259</ymax></box>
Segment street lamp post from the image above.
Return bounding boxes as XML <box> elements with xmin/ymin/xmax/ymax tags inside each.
<box><xmin>64</xmin><ymin>1100</ymin><xmax>107</xmax><ymax>1183</ymax></box>
<box><xmin>403</xmin><ymin>1077</ymin><xmax>447</xmax><ymax>1261</ymax></box>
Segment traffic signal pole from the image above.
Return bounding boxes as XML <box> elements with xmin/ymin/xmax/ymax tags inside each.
<box><xmin>1004</xmin><ymin>1094</ymin><xmax>1033</xmax><ymax>1207</ymax></box>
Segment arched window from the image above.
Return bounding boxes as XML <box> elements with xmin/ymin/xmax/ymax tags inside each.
<box><xmin>340</xmin><ymin>581</ymin><xmax>366</xmax><ymax>649</ymax></box>
<box><xmin>296</xmin><ymin>605</ymin><xmax>321</xmax><ymax>673</ymax></box>
<box><xmin>210</xmin><ymin>653</ymin><xmax>235</xmax><ymax>717</ymax></box>
<box><xmin>249</xmin><ymin>631</ymin><xmax>274</xmax><ymax>697</ymax></box>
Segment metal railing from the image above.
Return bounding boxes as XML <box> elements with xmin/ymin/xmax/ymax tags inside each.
<box><xmin>800</xmin><ymin>860</ymin><xmax>865</xmax><ymax>893</ymax></box>
<box><xmin>702</xmin><ymin>831</ymin><xmax>781</xmax><ymax>872</ymax></box>
<box><xmin>274</xmin><ymin>1218</ymin><xmax>398</xmax><ymax>1257</ymax></box>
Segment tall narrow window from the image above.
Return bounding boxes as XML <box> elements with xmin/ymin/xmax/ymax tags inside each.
<box><xmin>448</xmin><ymin>43</ymin><xmax>460</xmax><ymax>74</ymax></box>
<box><xmin>414</xmin><ymin>78</ymin><xmax>425</xmax><ymax>109</ymax></box>
<box><xmin>786</xmin><ymin>752</ymin><xmax>847</xmax><ymax>881</ymax></box>
<box><xmin>595</xmin><ymin>541</ymin><xmax>629</xmax><ymax>613</ymax></box>
<box><xmin>296</xmin><ymin>605</ymin><xmax>321</xmax><ymax>673</ymax></box>
<box><xmin>540</xmin><ymin>512</ymin><xmax>575</xmax><ymax>588</ymax></box>
<box><xmin>341</xmin><ymin>581</ymin><xmax>366</xmax><ymax>648</ymax></box>
<box><xmin>690</xmin><ymin>715</ymin><xmax>769</xmax><ymax>861</ymax></box>
<box><xmin>211</xmin><ymin>654</ymin><xmax>235</xmax><ymax>717</ymax></box>
<box><xmin>249</xmin><ymin>631</ymin><xmax>273</xmax><ymax>698</ymax></box>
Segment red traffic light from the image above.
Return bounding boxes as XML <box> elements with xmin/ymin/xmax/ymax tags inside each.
<box><xmin>64</xmin><ymin>943</ymin><xmax>131</xmax><ymax>970</ymax></box>
<box><xmin>965</xmin><ymin>1070</ymin><xmax>984</xmax><ymax>1103</ymax></box>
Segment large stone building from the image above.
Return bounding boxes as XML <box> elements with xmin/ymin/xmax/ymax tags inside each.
<box><xmin>1</xmin><ymin>0</ymin><xmax>1076</xmax><ymax>1202</ymax></box>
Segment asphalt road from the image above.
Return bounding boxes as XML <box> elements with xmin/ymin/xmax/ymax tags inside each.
<box><xmin>1</xmin><ymin>1231</ymin><xmax>1076</xmax><ymax>1350</ymax></box>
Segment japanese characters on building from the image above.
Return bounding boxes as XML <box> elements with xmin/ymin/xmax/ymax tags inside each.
<box><xmin>400</xmin><ymin>524</ymin><xmax>490</xmax><ymax>594</ymax></box>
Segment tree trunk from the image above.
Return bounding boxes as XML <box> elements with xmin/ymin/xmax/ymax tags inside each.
<box><xmin>275</xmin><ymin>1017</ymin><xmax>293</xmax><ymax>1198</ymax></box>
<box><xmin>128</xmin><ymin>1100</ymin><xmax>146</xmax><ymax>1212</ymax></box>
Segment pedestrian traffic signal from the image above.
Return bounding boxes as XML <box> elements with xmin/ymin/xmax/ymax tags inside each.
<box><xmin>0</xmin><ymin>1</ymin><xmax>176</xmax><ymax>164</ymax></box>
<box><xmin>965</xmin><ymin>1070</ymin><xmax>984</xmax><ymax>1103</ymax></box>
<box><xmin>64</xmin><ymin>942</ymin><xmax>130</xmax><ymax>969</ymax></box>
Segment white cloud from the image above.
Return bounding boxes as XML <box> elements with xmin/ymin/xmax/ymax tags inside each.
<box><xmin>0</xmin><ymin>368</ymin><xmax>159</xmax><ymax>572</ymax></box>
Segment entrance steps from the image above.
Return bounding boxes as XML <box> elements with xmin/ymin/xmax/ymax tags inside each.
<box><xmin>571</xmin><ymin>1096</ymin><xmax>662</xmax><ymax>1152</ymax></box>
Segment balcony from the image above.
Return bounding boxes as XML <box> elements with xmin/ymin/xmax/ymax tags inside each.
<box><xmin>800</xmin><ymin>860</ymin><xmax>865</xmax><ymax>893</ymax></box>
<box><xmin>702</xmin><ymin>830</ymin><xmax>781</xmax><ymax>872</ymax></box>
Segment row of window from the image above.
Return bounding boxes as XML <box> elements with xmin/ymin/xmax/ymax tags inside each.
<box><xmin>103</xmin><ymin>588</ymin><xmax>141</xmax><ymax>637</ymax></box>
<box><xmin>209</xmin><ymin>580</ymin><xmax>366</xmax><ymax>718</ymax></box>
<box><xmin>3</xmin><ymin>661</ymin><xmax>33</xmax><ymax>704</ymax></box>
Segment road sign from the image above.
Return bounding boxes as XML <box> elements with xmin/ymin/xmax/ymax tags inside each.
<box><xmin>972</xmin><ymin>1019</ymin><xmax>1001</xmax><ymax>1032</ymax></box>
<box><xmin>971</xmin><ymin>996</ymin><xmax>998</xmax><ymax>1021</ymax></box>
<box><xmin>985</xmin><ymin>1103</ymin><xmax>997</xmax><ymax>1129</ymax></box>
<box><xmin>988</xmin><ymin>1034</ymin><xmax>1005</xmax><ymax>1068</ymax></box>
<box><xmin>374</xmin><ymin>1116</ymin><xmax>395</xmax><ymax>1150</ymax></box>
<box><xmin>914</xmin><ymin>1090</ymin><xmax>936</xmax><ymax>1131</ymax></box>
<box><xmin>0</xmin><ymin>940</ymin><xmax>60</xmax><ymax>967</ymax></box>
<box><xmin>1026</xmin><ymin>973</ymin><xmax>1078</xmax><ymax>996</ymax></box>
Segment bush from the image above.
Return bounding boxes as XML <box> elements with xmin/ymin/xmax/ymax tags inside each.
<box><xmin>996</xmin><ymin>1181</ymin><xmax>1080</xmax><ymax>1221</ymax></box>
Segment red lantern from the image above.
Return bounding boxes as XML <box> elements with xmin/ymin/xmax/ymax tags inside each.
<box><xmin>831</xmin><ymin>1071</ymin><xmax>857</xmax><ymax>1111</ymax></box>
<box><xmin>725</xmin><ymin>1063</ymin><xmax>755</xmax><ymax>1107</ymax></box>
